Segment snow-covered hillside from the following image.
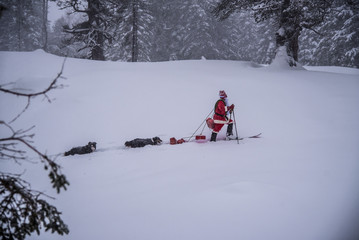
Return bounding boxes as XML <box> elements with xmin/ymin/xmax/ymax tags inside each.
<box><xmin>1</xmin><ymin>50</ymin><xmax>359</xmax><ymax>240</ymax></box>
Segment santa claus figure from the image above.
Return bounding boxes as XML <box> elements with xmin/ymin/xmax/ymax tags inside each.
<box><xmin>211</xmin><ymin>90</ymin><xmax>235</xmax><ymax>142</ymax></box>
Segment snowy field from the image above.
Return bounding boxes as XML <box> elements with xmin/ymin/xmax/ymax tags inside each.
<box><xmin>1</xmin><ymin>50</ymin><xmax>359</xmax><ymax>240</ymax></box>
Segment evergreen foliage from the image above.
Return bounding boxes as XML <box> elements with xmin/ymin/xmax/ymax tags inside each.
<box><xmin>0</xmin><ymin>174</ymin><xmax>69</xmax><ymax>240</ymax></box>
<box><xmin>0</xmin><ymin>0</ymin><xmax>45</xmax><ymax>51</ymax></box>
<box><xmin>109</xmin><ymin>0</ymin><xmax>154</xmax><ymax>62</ymax></box>
<box><xmin>0</xmin><ymin>0</ymin><xmax>357</xmax><ymax>66</ymax></box>
<box><xmin>299</xmin><ymin>0</ymin><xmax>359</xmax><ymax>67</ymax></box>
<box><xmin>0</xmin><ymin>60</ymin><xmax>70</xmax><ymax>239</ymax></box>
<box><xmin>56</xmin><ymin>0</ymin><xmax>115</xmax><ymax>60</ymax></box>
<box><xmin>212</xmin><ymin>0</ymin><xmax>334</xmax><ymax>66</ymax></box>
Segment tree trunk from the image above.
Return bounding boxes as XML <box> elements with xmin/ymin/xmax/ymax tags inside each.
<box><xmin>275</xmin><ymin>0</ymin><xmax>302</xmax><ymax>66</ymax></box>
<box><xmin>288</xmin><ymin>30</ymin><xmax>300</xmax><ymax>62</ymax></box>
<box><xmin>131</xmin><ymin>0</ymin><xmax>139</xmax><ymax>62</ymax></box>
<box><xmin>88</xmin><ymin>0</ymin><xmax>105</xmax><ymax>60</ymax></box>
<box><xmin>92</xmin><ymin>32</ymin><xmax>105</xmax><ymax>60</ymax></box>
<box><xmin>42</xmin><ymin>0</ymin><xmax>48</xmax><ymax>51</ymax></box>
<box><xmin>17</xmin><ymin>0</ymin><xmax>22</xmax><ymax>51</ymax></box>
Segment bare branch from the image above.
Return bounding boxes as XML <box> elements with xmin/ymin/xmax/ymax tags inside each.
<box><xmin>0</xmin><ymin>58</ymin><xmax>69</xmax><ymax>192</ymax></box>
<box><xmin>9</xmin><ymin>98</ymin><xmax>31</xmax><ymax>124</ymax></box>
<box><xmin>0</xmin><ymin>122</ymin><xmax>70</xmax><ymax>193</ymax></box>
<box><xmin>0</xmin><ymin>58</ymin><xmax>67</xmax><ymax>98</ymax></box>
<box><xmin>0</xmin><ymin>57</ymin><xmax>67</xmax><ymax>123</ymax></box>
<box><xmin>0</xmin><ymin>57</ymin><xmax>69</xmax><ymax>239</ymax></box>
<box><xmin>302</xmin><ymin>26</ymin><xmax>324</xmax><ymax>36</ymax></box>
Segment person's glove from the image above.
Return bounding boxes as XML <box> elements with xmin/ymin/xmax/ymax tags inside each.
<box><xmin>228</xmin><ymin>104</ymin><xmax>235</xmax><ymax>113</ymax></box>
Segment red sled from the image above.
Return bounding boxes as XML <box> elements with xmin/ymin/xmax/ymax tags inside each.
<box><xmin>170</xmin><ymin>137</ymin><xmax>177</xmax><ymax>145</ymax></box>
<box><xmin>177</xmin><ymin>138</ymin><xmax>185</xmax><ymax>144</ymax></box>
<box><xmin>206</xmin><ymin>118</ymin><xmax>215</xmax><ymax>129</ymax></box>
<box><xmin>195</xmin><ymin>135</ymin><xmax>207</xmax><ymax>143</ymax></box>
<box><xmin>170</xmin><ymin>137</ymin><xmax>186</xmax><ymax>145</ymax></box>
<box><xmin>195</xmin><ymin>135</ymin><xmax>206</xmax><ymax>140</ymax></box>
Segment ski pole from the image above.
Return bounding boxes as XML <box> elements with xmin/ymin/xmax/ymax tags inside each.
<box><xmin>188</xmin><ymin>109</ymin><xmax>213</xmax><ymax>142</ymax></box>
<box><xmin>232</xmin><ymin>109</ymin><xmax>240</xmax><ymax>144</ymax></box>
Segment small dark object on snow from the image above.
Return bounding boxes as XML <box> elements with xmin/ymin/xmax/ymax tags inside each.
<box><xmin>125</xmin><ymin>137</ymin><xmax>162</xmax><ymax>148</ymax></box>
<box><xmin>170</xmin><ymin>137</ymin><xmax>186</xmax><ymax>145</ymax></box>
<box><xmin>177</xmin><ymin>138</ymin><xmax>185</xmax><ymax>144</ymax></box>
<box><xmin>64</xmin><ymin>142</ymin><xmax>97</xmax><ymax>156</ymax></box>
<box><xmin>170</xmin><ymin>137</ymin><xmax>177</xmax><ymax>145</ymax></box>
<box><xmin>195</xmin><ymin>135</ymin><xmax>206</xmax><ymax>140</ymax></box>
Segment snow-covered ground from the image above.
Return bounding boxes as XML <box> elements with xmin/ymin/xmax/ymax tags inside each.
<box><xmin>1</xmin><ymin>50</ymin><xmax>359</xmax><ymax>240</ymax></box>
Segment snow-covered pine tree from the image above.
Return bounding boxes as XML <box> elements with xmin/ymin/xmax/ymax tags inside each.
<box><xmin>197</xmin><ymin>0</ymin><xmax>245</xmax><ymax>60</ymax></box>
<box><xmin>227</xmin><ymin>10</ymin><xmax>276</xmax><ymax>64</ymax></box>
<box><xmin>56</xmin><ymin>0</ymin><xmax>116</xmax><ymax>60</ymax></box>
<box><xmin>107</xmin><ymin>0</ymin><xmax>154</xmax><ymax>62</ymax></box>
<box><xmin>208</xmin><ymin>10</ymin><xmax>243</xmax><ymax>61</ymax></box>
<box><xmin>0</xmin><ymin>0</ymin><xmax>46</xmax><ymax>51</ymax></box>
<box><xmin>153</xmin><ymin>0</ymin><xmax>232</xmax><ymax>61</ymax></box>
<box><xmin>151</xmin><ymin>0</ymin><xmax>274</xmax><ymax>63</ymax></box>
<box><xmin>332</xmin><ymin>0</ymin><xmax>359</xmax><ymax>68</ymax></box>
<box><xmin>130</xmin><ymin>0</ymin><xmax>154</xmax><ymax>62</ymax></box>
<box><xmin>47</xmin><ymin>15</ymin><xmax>83</xmax><ymax>58</ymax></box>
<box><xmin>212</xmin><ymin>0</ymin><xmax>334</xmax><ymax>67</ymax></box>
<box><xmin>256</xmin><ymin>19</ymin><xmax>277</xmax><ymax>64</ymax></box>
<box><xmin>176</xmin><ymin>0</ymin><xmax>214</xmax><ymax>59</ymax></box>
<box><xmin>149</xmin><ymin>0</ymin><xmax>177</xmax><ymax>61</ymax></box>
<box><xmin>299</xmin><ymin>0</ymin><xmax>359</xmax><ymax>68</ymax></box>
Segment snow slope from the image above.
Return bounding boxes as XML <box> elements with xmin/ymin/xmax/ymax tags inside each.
<box><xmin>1</xmin><ymin>50</ymin><xmax>359</xmax><ymax>240</ymax></box>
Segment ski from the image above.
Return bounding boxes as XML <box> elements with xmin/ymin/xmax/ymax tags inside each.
<box><xmin>224</xmin><ymin>133</ymin><xmax>262</xmax><ymax>141</ymax></box>
<box><xmin>185</xmin><ymin>133</ymin><xmax>262</xmax><ymax>143</ymax></box>
<box><xmin>240</xmin><ymin>132</ymin><xmax>262</xmax><ymax>140</ymax></box>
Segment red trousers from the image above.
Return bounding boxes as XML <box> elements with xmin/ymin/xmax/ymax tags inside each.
<box><xmin>213</xmin><ymin>119</ymin><xmax>233</xmax><ymax>133</ymax></box>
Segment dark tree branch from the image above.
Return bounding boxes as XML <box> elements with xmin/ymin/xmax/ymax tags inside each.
<box><xmin>9</xmin><ymin>98</ymin><xmax>31</xmax><ymax>124</ymax></box>
<box><xmin>0</xmin><ymin>173</ymin><xmax>69</xmax><ymax>239</ymax></box>
<box><xmin>302</xmin><ymin>25</ymin><xmax>324</xmax><ymax>36</ymax></box>
<box><xmin>0</xmin><ymin>57</ymin><xmax>70</xmax><ymax>193</ymax></box>
<box><xmin>0</xmin><ymin>58</ymin><xmax>67</xmax><ymax>98</ymax></box>
<box><xmin>0</xmin><ymin>58</ymin><xmax>67</xmax><ymax>123</ymax></box>
<box><xmin>1</xmin><ymin>120</ymin><xmax>70</xmax><ymax>194</ymax></box>
<box><xmin>0</xmin><ymin>45</ymin><xmax>69</xmax><ymax>240</ymax></box>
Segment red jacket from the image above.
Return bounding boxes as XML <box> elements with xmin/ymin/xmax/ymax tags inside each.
<box><xmin>213</xmin><ymin>99</ymin><xmax>229</xmax><ymax>124</ymax></box>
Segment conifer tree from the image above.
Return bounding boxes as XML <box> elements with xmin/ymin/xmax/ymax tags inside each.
<box><xmin>111</xmin><ymin>0</ymin><xmax>154</xmax><ymax>62</ymax></box>
<box><xmin>0</xmin><ymin>0</ymin><xmax>46</xmax><ymax>51</ymax></box>
<box><xmin>212</xmin><ymin>0</ymin><xmax>334</xmax><ymax>66</ymax></box>
<box><xmin>56</xmin><ymin>0</ymin><xmax>115</xmax><ymax>60</ymax></box>
<box><xmin>299</xmin><ymin>0</ymin><xmax>358</xmax><ymax>67</ymax></box>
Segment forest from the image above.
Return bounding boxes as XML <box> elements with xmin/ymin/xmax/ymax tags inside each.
<box><xmin>0</xmin><ymin>0</ymin><xmax>358</xmax><ymax>66</ymax></box>
<box><xmin>1</xmin><ymin>1</ymin><xmax>359</xmax><ymax>240</ymax></box>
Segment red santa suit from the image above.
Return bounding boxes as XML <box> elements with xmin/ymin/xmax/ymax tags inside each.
<box><xmin>213</xmin><ymin>98</ymin><xmax>233</xmax><ymax>133</ymax></box>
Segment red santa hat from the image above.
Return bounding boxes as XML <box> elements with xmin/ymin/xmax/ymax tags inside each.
<box><xmin>219</xmin><ymin>90</ymin><xmax>227</xmax><ymax>98</ymax></box>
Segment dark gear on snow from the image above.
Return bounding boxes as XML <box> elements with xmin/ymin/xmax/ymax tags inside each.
<box><xmin>210</xmin><ymin>132</ymin><xmax>217</xmax><ymax>142</ymax></box>
<box><xmin>64</xmin><ymin>142</ymin><xmax>97</xmax><ymax>156</ymax></box>
<box><xmin>125</xmin><ymin>137</ymin><xmax>162</xmax><ymax>148</ymax></box>
<box><xmin>170</xmin><ymin>137</ymin><xmax>186</xmax><ymax>145</ymax></box>
<box><xmin>226</xmin><ymin>123</ymin><xmax>234</xmax><ymax>136</ymax></box>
